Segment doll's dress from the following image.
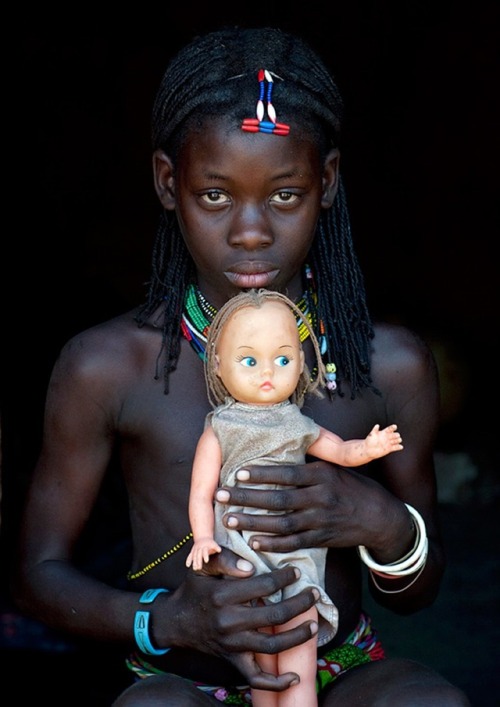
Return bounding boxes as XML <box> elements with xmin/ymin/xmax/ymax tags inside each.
<box><xmin>209</xmin><ymin>397</ymin><xmax>338</xmax><ymax>646</ymax></box>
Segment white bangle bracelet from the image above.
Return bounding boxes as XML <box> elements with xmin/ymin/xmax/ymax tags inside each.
<box><xmin>369</xmin><ymin>562</ymin><xmax>426</xmax><ymax>594</ymax></box>
<box><xmin>358</xmin><ymin>504</ymin><xmax>427</xmax><ymax>576</ymax></box>
<box><xmin>371</xmin><ymin>538</ymin><xmax>429</xmax><ymax>577</ymax></box>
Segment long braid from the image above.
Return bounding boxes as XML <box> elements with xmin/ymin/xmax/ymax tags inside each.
<box><xmin>137</xmin><ymin>211</ymin><xmax>192</xmax><ymax>392</ymax></box>
<box><xmin>136</xmin><ymin>26</ymin><xmax>376</xmax><ymax>398</ymax></box>
<box><xmin>310</xmin><ymin>179</ymin><xmax>376</xmax><ymax>396</ymax></box>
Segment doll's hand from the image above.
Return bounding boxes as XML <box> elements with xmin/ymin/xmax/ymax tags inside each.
<box><xmin>186</xmin><ymin>537</ymin><xmax>222</xmax><ymax>571</ymax></box>
<box><xmin>365</xmin><ymin>423</ymin><xmax>403</xmax><ymax>457</ymax></box>
<box><xmin>167</xmin><ymin>549</ymin><xmax>319</xmax><ymax>691</ymax></box>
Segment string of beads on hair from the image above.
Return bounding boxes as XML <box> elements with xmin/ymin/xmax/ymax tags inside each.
<box><xmin>241</xmin><ymin>69</ymin><xmax>290</xmax><ymax>135</ymax></box>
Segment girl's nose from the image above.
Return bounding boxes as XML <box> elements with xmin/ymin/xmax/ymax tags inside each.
<box><xmin>228</xmin><ymin>204</ymin><xmax>273</xmax><ymax>250</ymax></box>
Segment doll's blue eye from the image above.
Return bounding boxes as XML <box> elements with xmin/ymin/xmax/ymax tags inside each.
<box><xmin>275</xmin><ymin>356</ymin><xmax>290</xmax><ymax>367</ymax></box>
<box><xmin>240</xmin><ymin>356</ymin><xmax>257</xmax><ymax>367</ymax></box>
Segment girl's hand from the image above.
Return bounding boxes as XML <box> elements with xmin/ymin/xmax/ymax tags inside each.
<box><xmin>215</xmin><ymin>461</ymin><xmax>407</xmax><ymax>556</ymax></box>
<box><xmin>168</xmin><ymin>549</ymin><xmax>319</xmax><ymax>691</ymax></box>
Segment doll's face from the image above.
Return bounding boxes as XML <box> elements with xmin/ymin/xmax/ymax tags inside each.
<box><xmin>215</xmin><ymin>300</ymin><xmax>305</xmax><ymax>405</ymax></box>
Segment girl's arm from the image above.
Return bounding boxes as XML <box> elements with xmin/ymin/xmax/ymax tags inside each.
<box><xmin>186</xmin><ymin>425</ymin><xmax>224</xmax><ymax>570</ymax></box>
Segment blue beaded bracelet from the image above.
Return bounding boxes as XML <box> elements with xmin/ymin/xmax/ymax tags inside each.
<box><xmin>133</xmin><ymin>588</ymin><xmax>170</xmax><ymax>656</ymax></box>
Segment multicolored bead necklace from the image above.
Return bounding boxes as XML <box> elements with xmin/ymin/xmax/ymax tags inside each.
<box><xmin>181</xmin><ymin>269</ymin><xmax>337</xmax><ymax>390</ymax></box>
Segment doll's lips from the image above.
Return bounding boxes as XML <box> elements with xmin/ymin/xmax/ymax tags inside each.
<box><xmin>260</xmin><ymin>381</ymin><xmax>273</xmax><ymax>391</ymax></box>
<box><xmin>224</xmin><ymin>264</ymin><xmax>279</xmax><ymax>289</ymax></box>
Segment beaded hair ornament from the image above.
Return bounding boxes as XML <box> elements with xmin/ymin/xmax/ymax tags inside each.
<box><xmin>241</xmin><ymin>69</ymin><xmax>290</xmax><ymax>136</ymax></box>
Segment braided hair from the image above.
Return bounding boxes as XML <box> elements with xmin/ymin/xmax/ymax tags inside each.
<box><xmin>136</xmin><ymin>26</ymin><xmax>376</xmax><ymax>398</ymax></box>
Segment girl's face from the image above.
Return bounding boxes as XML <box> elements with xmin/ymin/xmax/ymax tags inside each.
<box><xmin>215</xmin><ymin>300</ymin><xmax>305</xmax><ymax>405</ymax></box>
<box><xmin>155</xmin><ymin>117</ymin><xmax>338</xmax><ymax>308</ymax></box>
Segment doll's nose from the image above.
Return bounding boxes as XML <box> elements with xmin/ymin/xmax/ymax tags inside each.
<box><xmin>260</xmin><ymin>361</ymin><xmax>273</xmax><ymax>377</ymax></box>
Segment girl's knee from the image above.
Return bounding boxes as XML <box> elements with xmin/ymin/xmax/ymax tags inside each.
<box><xmin>321</xmin><ymin>658</ymin><xmax>471</xmax><ymax>706</ymax></box>
<box><xmin>112</xmin><ymin>674</ymin><xmax>214</xmax><ymax>706</ymax></box>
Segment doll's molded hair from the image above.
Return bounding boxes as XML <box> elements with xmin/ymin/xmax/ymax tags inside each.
<box><xmin>204</xmin><ymin>289</ymin><xmax>326</xmax><ymax>409</ymax></box>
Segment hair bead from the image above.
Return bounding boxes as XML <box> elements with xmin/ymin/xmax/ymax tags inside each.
<box><xmin>241</xmin><ymin>68</ymin><xmax>290</xmax><ymax>136</ymax></box>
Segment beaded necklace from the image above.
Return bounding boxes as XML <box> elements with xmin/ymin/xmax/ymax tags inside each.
<box><xmin>182</xmin><ymin>281</ymin><xmax>324</xmax><ymax>361</ymax></box>
<box><xmin>181</xmin><ymin>270</ymin><xmax>337</xmax><ymax>390</ymax></box>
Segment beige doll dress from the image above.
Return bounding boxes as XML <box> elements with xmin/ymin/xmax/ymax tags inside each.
<box><xmin>209</xmin><ymin>397</ymin><xmax>338</xmax><ymax>646</ymax></box>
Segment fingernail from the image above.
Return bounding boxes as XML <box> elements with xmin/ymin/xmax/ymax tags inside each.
<box><xmin>215</xmin><ymin>490</ymin><xmax>230</xmax><ymax>503</ymax></box>
<box><xmin>236</xmin><ymin>559</ymin><xmax>254</xmax><ymax>572</ymax></box>
<box><xmin>226</xmin><ymin>516</ymin><xmax>238</xmax><ymax>528</ymax></box>
<box><xmin>236</xmin><ymin>469</ymin><xmax>250</xmax><ymax>481</ymax></box>
<box><xmin>310</xmin><ymin>621</ymin><xmax>318</xmax><ymax>635</ymax></box>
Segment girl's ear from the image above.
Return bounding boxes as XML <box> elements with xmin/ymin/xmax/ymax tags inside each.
<box><xmin>153</xmin><ymin>149</ymin><xmax>176</xmax><ymax>211</ymax></box>
<box><xmin>321</xmin><ymin>148</ymin><xmax>340</xmax><ymax>208</ymax></box>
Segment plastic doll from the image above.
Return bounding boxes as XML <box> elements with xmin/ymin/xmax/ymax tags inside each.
<box><xmin>186</xmin><ymin>289</ymin><xmax>403</xmax><ymax>706</ymax></box>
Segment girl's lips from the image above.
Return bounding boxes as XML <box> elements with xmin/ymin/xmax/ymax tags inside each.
<box><xmin>224</xmin><ymin>269</ymin><xmax>279</xmax><ymax>289</ymax></box>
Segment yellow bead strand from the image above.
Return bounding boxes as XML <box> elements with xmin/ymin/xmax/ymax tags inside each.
<box><xmin>127</xmin><ymin>532</ymin><xmax>193</xmax><ymax>581</ymax></box>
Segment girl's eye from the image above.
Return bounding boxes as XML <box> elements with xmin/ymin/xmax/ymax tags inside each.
<box><xmin>200</xmin><ymin>190</ymin><xmax>230</xmax><ymax>205</ymax></box>
<box><xmin>239</xmin><ymin>356</ymin><xmax>257</xmax><ymax>367</ymax></box>
<box><xmin>270</xmin><ymin>191</ymin><xmax>299</xmax><ymax>206</ymax></box>
<box><xmin>275</xmin><ymin>355</ymin><xmax>290</xmax><ymax>367</ymax></box>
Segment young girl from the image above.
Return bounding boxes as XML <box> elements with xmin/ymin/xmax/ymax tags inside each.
<box><xmin>14</xmin><ymin>26</ymin><xmax>470</xmax><ymax>706</ymax></box>
<box><xmin>186</xmin><ymin>289</ymin><xmax>404</xmax><ymax>706</ymax></box>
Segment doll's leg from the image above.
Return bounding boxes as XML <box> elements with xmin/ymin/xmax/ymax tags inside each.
<box><xmin>251</xmin><ymin>607</ymin><xmax>319</xmax><ymax>707</ymax></box>
<box><xmin>252</xmin><ymin>626</ymin><xmax>280</xmax><ymax>707</ymax></box>
<box><xmin>275</xmin><ymin>606</ymin><xmax>319</xmax><ymax>707</ymax></box>
<box><xmin>251</xmin><ymin>683</ymin><xmax>280</xmax><ymax>707</ymax></box>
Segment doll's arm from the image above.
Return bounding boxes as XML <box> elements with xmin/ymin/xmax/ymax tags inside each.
<box><xmin>308</xmin><ymin>423</ymin><xmax>403</xmax><ymax>467</ymax></box>
<box><xmin>186</xmin><ymin>425</ymin><xmax>224</xmax><ymax>571</ymax></box>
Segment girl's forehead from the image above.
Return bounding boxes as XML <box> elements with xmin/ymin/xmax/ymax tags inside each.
<box><xmin>180</xmin><ymin>118</ymin><xmax>320</xmax><ymax>176</ymax></box>
<box><xmin>185</xmin><ymin>115</ymin><xmax>318</xmax><ymax>153</ymax></box>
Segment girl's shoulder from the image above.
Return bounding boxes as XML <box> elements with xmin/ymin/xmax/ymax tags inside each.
<box><xmin>372</xmin><ymin>320</ymin><xmax>434</xmax><ymax>360</ymax></box>
<box><xmin>370</xmin><ymin>320</ymin><xmax>438</xmax><ymax>389</ymax></box>
<box><xmin>53</xmin><ymin>308</ymin><xmax>160</xmax><ymax>387</ymax></box>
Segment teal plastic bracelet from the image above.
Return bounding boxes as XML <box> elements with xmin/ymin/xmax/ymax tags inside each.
<box><xmin>133</xmin><ymin>588</ymin><xmax>170</xmax><ymax>655</ymax></box>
